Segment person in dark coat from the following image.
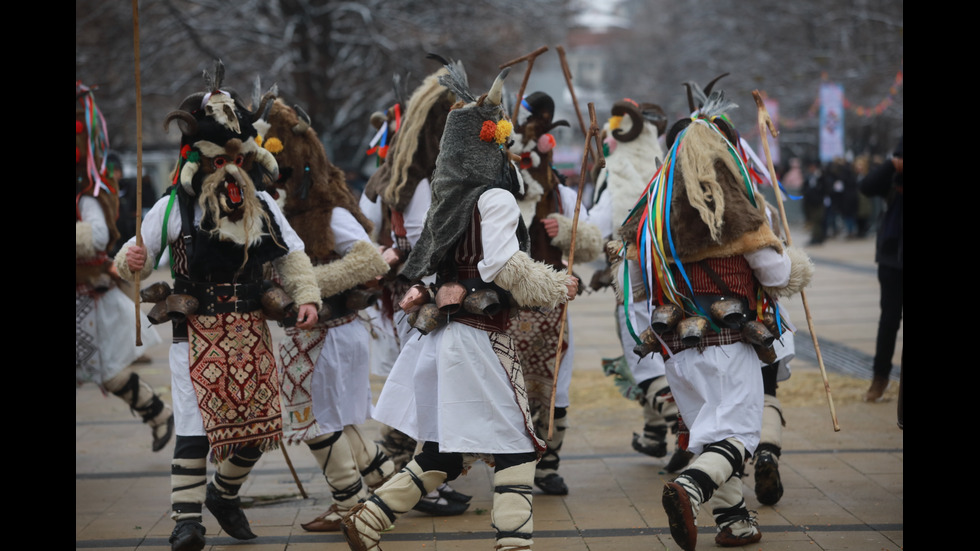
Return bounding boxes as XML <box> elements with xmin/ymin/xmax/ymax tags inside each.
<box><xmin>859</xmin><ymin>137</ymin><xmax>903</xmax><ymax>402</ymax></box>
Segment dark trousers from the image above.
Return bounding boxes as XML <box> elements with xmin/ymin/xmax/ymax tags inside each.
<box><xmin>872</xmin><ymin>264</ymin><xmax>903</xmax><ymax>378</ymax></box>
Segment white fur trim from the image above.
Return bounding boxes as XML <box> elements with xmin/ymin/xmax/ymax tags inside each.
<box><xmin>765</xmin><ymin>246</ymin><xmax>814</xmax><ymax>298</ymax></box>
<box><xmin>76</xmin><ymin>221</ymin><xmax>96</xmax><ymax>260</ymax></box>
<box><xmin>547</xmin><ymin>214</ymin><xmax>603</xmax><ymax>263</ymax></box>
<box><xmin>312</xmin><ymin>240</ymin><xmax>389</xmax><ymax>299</ymax></box>
<box><xmin>272</xmin><ymin>250</ymin><xmax>322</xmax><ymax>308</ymax></box>
<box><xmin>493</xmin><ymin>251</ymin><xmax>568</xmax><ymax>309</ymax></box>
<box><xmin>113</xmin><ymin>243</ymin><xmax>154</xmax><ymax>281</ymax></box>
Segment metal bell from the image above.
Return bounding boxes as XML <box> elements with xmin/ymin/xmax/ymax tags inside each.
<box><xmin>412</xmin><ymin>303</ymin><xmax>445</xmax><ymax>335</ymax></box>
<box><xmin>147</xmin><ymin>300</ymin><xmax>171</xmax><ymax>325</ymax></box>
<box><xmin>346</xmin><ymin>287</ymin><xmax>382</xmax><ymax>311</ymax></box>
<box><xmin>632</xmin><ymin>326</ymin><xmax>662</xmax><ymax>358</ymax></box>
<box><xmin>677</xmin><ymin>316</ymin><xmax>709</xmax><ymax>347</ymax></box>
<box><xmin>463</xmin><ymin>288</ymin><xmax>502</xmax><ymax>316</ymax></box>
<box><xmin>754</xmin><ymin>343</ymin><xmax>778</xmax><ymax>364</ymax></box>
<box><xmin>741</xmin><ymin>320</ymin><xmax>775</xmax><ymax>347</ymax></box>
<box><xmin>165</xmin><ymin>294</ymin><xmax>199</xmax><ymax>322</ymax></box>
<box><xmin>650</xmin><ymin>303</ymin><xmax>683</xmax><ymax>334</ymax></box>
<box><xmin>261</xmin><ymin>284</ymin><xmax>295</xmax><ymax>321</ymax></box>
<box><xmin>435</xmin><ymin>282</ymin><xmax>466</xmax><ymax>314</ymax></box>
<box><xmin>140</xmin><ymin>281</ymin><xmax>173</xmax><ymax>303</ymax></box>
<box><xmin>709</xmin><ymin>297</ymin><xmax>748</xmax><ymax>328</ymax></box>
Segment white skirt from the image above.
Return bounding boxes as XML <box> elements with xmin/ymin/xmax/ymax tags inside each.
<box><xmin>665</xmin><ymin>342</ymin><xmax>763</xmax><ymax>456</ymax></box>
<box><xmin>373</xmin><ymin>322</ymin><xmax>535</xmax><ymax>454</ymax></box>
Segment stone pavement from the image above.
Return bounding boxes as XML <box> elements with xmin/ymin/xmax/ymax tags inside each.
<box><xmin>76</xmin><ymin>226</ymin><xmax>902</xmax><ymax>550</ymax></box>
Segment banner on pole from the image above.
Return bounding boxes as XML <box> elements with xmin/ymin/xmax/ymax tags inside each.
<box><xmin>819</xmin><ymin>83</ymin><xmax>845</xmax><ymax>163</ymax></box>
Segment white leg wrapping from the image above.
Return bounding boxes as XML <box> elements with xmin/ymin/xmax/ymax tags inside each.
<box><xmin>343</xmin><ymin>425</ymin><xmax>396</xmax><ymax>489</ymax></box>
<box><xmin>306</xmin><ymin>432</ymin><xmax>367</xmax><ymax>510</ymax></box>
<box><xmin>760</xmin><ymin>394</ymin><xmax>784</xmax><ymax>449</ymax></box>
<box><xmin>492</xmin><ymin>461</ymin><xmax>535</xmax><ymax>550</ymax></box>
<box><xmin>171</xmin><ymin>456</ymin><xmax>207</xmax><ymax>522</ymax></box>
<box><xmin>710</xmin><ymin>475</ymin><xmax>758</xmax><ymax>536</ymax></box>
<box><xmin>343</xmin><ymin>460</ymin><xmax>446</xmax><ymax>550</ymax></box>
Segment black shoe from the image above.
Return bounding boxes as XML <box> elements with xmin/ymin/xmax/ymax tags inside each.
<box><xmin>534</xmin><ymin>473</ymin><xmax>568</xmax><ymax>495</ymax></box>
<box><xmin>205</xmin><ymin>482</ymin><xmax>257</xmax><ymax>540</ymax></box>
<box><xmin>412</xmin><ymin>493</ymin><xmax>469</xmax><ymax>516</ymax></box>
<box><xmin>169</xmin><ymin>520</ymin><xmax>206</xmax><ymax>551</ymax></box>
<box><xmin>438</xmin><ymin>483</ymin><xmax>472</xmax><ymax>504</ymax></box>
<box><xmin>753</xmin><ymin>447</ymin><xmax>784</xmax><ymax>506</ymax></box>
<box><xmin>665</xmin><ymin>449</ymin><xmax>694</xmax><ymax>474</ymax></box>
<box><xmin>152</xmin><ymin>412</ymin><xmax>175</xmax><ymax>452</ymax></box>
<box><xmin>631</xmin><ymin>432</ymin><xmax>668</xmax><ymax>458</ymax></box>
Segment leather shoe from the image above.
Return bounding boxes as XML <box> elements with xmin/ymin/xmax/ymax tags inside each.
<box><xmin>413</xmin><ymin>492</ymin><xmax>469</xmax><ymax>516</ymax></box>
<box><xmin>301</xmin><ymin>503</ymin><xmax>345</xmax><ymax>532</ymax></box>
<box><xmin>632</xmin><ymin>432</ymin><xmax>668</xmax><ymax>458</ymax></box>
<box><xmin>665</xmin><ymin>449</ymin><xmax>694</xmax><ymax>474</ymax></box>
<box><xmin>753</xmin><ymin>446</ymin><xmax>783</xmax><ymax>506</ymax></box>
<box><xmin>662</xmin><ymin>481</ymin><xmax>697</xmax><ymax>551</ymax></box>
<box><xmin>438</xmin><ymin>483</ymin><xmax>472</xmax><ymax>504</ymax></box>
<box><xmin>715</xmin><ymin>525</ymin><xmax>762</xmax><ymax>547</ymax></box>
<box><xmin>152</xmin><ymin>412</ymin><xmax>175</xmax><ymax>452</ymax></box>
<box><xmin>865</xmin><ymin>375</ymin><xmax>889</xmax><ymax>402</ymax></box>
<box><xmin>205</xmin><ymin>482</ymin><xmax>257</xmax><ymax>540</ymax></box>
<box><xmin>534</xmin><ymin>473</ymin><xmax>568</xmax><ymax>495</ymax></box>
<box><xmin>169</xmin><ymin>520</ymin><xmax>206</xmax><ymax>551</ymax></box>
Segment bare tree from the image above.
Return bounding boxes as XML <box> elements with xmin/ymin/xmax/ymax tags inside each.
<box><xmin>76</xmin><ymin>0</ymin><xmax>572</xmax><ymax>167</ymax></box>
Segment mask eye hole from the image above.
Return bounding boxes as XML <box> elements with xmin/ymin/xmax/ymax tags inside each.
<box><xmin>213</xmin><ymin>157</ymin><xmax>226</xmax><ymax>169</ymax></box>
<box><xmin>235</xmin><ymin>155</ymin><xmax>244</xmax><ymax>166</ymax></box>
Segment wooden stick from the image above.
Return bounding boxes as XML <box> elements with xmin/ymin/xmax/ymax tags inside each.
<box><xmin>499</xmin><ymin>46</ymin><xmax>549</xmax><ymax>124</ymax></box>
<box><xmin>556</xmin><ymin>46</ymin><xmax>587</xmax><ymax>138</ymax></box>
<box><xmin>131</xmin><ymin>0</ymin><xmax>144</xmax><ymax>346</ymax></box>
<box><xmin>547</xmin><ymin>103</ymin><xmax>605</xmax><ymax>439</ymax></box>
<box><xmin>280</xmin><ymin>443</ymin><xmax>309</xmax><ymax>499</ymax></box>
<box><xmin>752</xmin><ymin>90</ymin><xmax>840</xmax><ymax>432</ymax></box>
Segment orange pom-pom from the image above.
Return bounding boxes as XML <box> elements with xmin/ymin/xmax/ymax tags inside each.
<box><xmin>480</xmin><ymin>120</ymin><xmax>497</xmax><ymax>142</ymax></box>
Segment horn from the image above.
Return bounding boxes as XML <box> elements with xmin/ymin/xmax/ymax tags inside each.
<box><xmin>293</xmin><ymin>105</ymin><xmax>311</xmax><ymax>135</ymax></box>
<box><xmin>163</xmin><ymin>110</ymin><xmax>198</xmax><ymax>136</ymax></box>
<box><xmin>486</xmin><ymin>68</ymin><xmax>510</xmax><ymax>107</ymax></box>
<box><xmin>251</xmin><ymin>90</ymin><xmax>278</xmax><ymax>123</ymax></box>
<box><xmin>703</xmin><ymin>73</ymin><xmax>730</xmax><ymax>97</ymax></box>
<box><xmin>610</xmin><ymin>100</ymin><xmax>643</xmax><ymax>142</ymax></box>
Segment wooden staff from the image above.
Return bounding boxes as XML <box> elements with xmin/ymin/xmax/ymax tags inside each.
<box><xmin>556</xmin><ymin>46</ymin><xmax>587</xmax><ymax>138</ymax></box>
<box><xmin>752</xmin><ymin>90</ymin><xmax>840</xmax><ymax>432</ymax></box>
<box><xmin>280</xmin><ymin>443</ymin><xmax>309</xmax><ymax>499</ymax></box>
<box><xmin>547</xmin><ymin>103</ymin><xmax>605</xmax><ymax>439</ymax></box>
<box><xmin>498</xmin><ymin>45</ymin><xmax>548</xmax><ymax>124</ymax></box>
<box><xmin>131</xmin><ymin>0</ymin><xmax>144</xmax><ymax>345</ymax></box>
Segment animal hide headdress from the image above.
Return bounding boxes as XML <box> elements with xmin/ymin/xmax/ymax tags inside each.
<box><xmin>162</xmin><ymin>61</ymin><xmax>287</xmax><ymax>277</ymax></box>
<box><xmin>594</xmin><ymin>98</ymin><xmax>666</xmax><ymax>230</ymax></box>
<box><xmin>378</xmin><ymin>65</ymin><xmax>458</xmax><ymax>212</ymax></box>
<box><xmin>620</xmin><ymin>78</ymin><xmax>781</xmax><ymax>312</ymax></box>
<box><xmin>75</xmin><ymin>81</ymin><xmax>121</xmax><ymax>251</ymax></box>
<box><xmin>509</xmin><ymin>91</ymin><xmax>569</xmax><ymax>225</ymax></box>
<box><xmin>256</xmin><ymin>97</ymin><xmax>373</xmax><ymax>263</ymax></box>
<box><xmin>400</xmin><ymin>54</ymin><xmax>527</xmax><ymax>281</ymax></box>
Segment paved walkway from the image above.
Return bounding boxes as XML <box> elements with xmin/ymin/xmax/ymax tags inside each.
<box><xmin>76</xmin><ymin>227</ymin><xmax>903</xmax><ymax>550</ymax></box>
